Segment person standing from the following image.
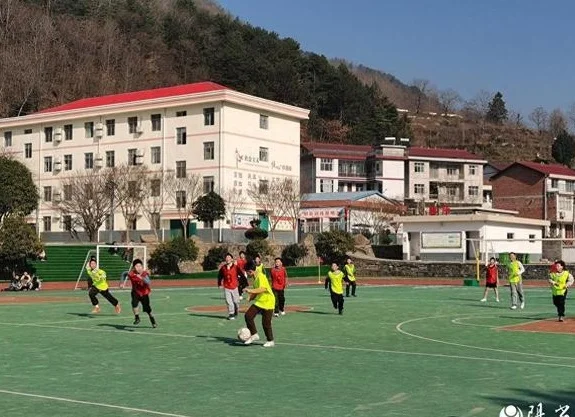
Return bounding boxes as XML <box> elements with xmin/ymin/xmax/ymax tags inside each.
<box><xmin>243</xmin><ymin>262</ymin><xmax>276</xmax><ymax>347</ymax></box>
<box><xmin>507</xmin><ymin>252</ymin><xmax>525</xmax><ymax>310</ymax></box>
<box><xmin>344</xmin><ymin>257</ymin><xmax>357</xmax><ymax>297</ymax></box>
<box><xmin>480</xmin><ymin>257</ymin><xmax>500</xmax><ymax>302</ymax></box>
<box><xmin>325</xmin><ymin>263</ymin><xmax>345</xmax><ymax>315</ymax></box>
<box><xmin>217</xmin><ymin>253</ymin><xmax>243</xmax><ymax>320</ymax></box>
<box><xmin>548</xmin><ymin>260</ymin><xmax>574</xmax><ymax>322</ymax></box>
<box><xmin>236</xmin><ymin>251</ymin><xmax>249</xmax><ymax>300</ymax></box>
<box><xmin>85</xmin><ymin>257</ymin><xmax>121</xmax><ymax>314</ymax></box>
<box><xmin>128</xmin><ymin>259</ymin><xmax>157</xmax><ymax>328</ymax></box>
<box><xmin>270</xmin><ymin>258</ymin><xmax>288</xmax><ymax>317</ymax></box>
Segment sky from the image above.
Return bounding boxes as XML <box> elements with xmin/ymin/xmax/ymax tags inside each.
<box><xmin>216</xmin><ymin>0</ymin><xmax>575</xmax><ymax>119</ymax></box>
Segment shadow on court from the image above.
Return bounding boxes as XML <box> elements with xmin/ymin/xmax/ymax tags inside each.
<box><xmin>195</xmin><ymin>334</ymin><xmax>247</xmax><ymax>347</ymax></box>
<box><xmin>96</xmin><ymin>323</ymin><xmax>140</xmax><ymax>332</ymax></box>
<box><xmin>297</xmin><ymin>310</ymin><xmax>332</xmax><ymax>315</ymax></box>
<box><xmin>188</xmin><ymin>313</ymin><xmax>226</xmax><ymax>320</ymax></box>
<box><xmin>484</xmin><ymin>388</ymin><xmax>575</xmax><ymax>412</ymax></box>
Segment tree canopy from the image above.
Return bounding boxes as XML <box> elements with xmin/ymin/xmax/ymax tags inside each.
<box><xmin>485</xmin><ymin>92</ymin><xmax>508</xmax><ymax>124</ymax></box>
<box><xmin>0</xmin><ymin>156</ymin><xmax>39</xmax><ymax>221</ymax></box>
<box><xmin>552</xmin><ymin>130</ymin><xmax>575</xmax><ymax>167</ymax></box>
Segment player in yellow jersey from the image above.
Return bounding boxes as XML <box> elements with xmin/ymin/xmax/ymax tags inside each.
<box><xmin>344</xmin><ymin>257</ymin><xmax>357</xmax><ymax>297</ymax></box>
<box><xmin>325</xmin><ymin>262</ymin><xmax>345</xmax><ymax>315</ymax></box>
<box><xmin>85</xmin><ymin>257</ymin><xmax>121</xmax><ymax>314</ymax></box>
<box><xmin>548</xmin><ymin>260</ymin><xmax>574</xmax><ymax>322</ymax></box>
<box><xmin>243</xmin><ymin>261</ymin><xmax>276</xmax><ymax>347</ymax></box>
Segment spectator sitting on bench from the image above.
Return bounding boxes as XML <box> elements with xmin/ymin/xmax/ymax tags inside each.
<box><xmin>38</xmin><ymin>249</ymin><xmax>47</xmax><ymax>262</ymax></box>
<box><xmin>20</xmin><ymin>272</ymin><xmax>32</xmax><ymax>291</ymax></box>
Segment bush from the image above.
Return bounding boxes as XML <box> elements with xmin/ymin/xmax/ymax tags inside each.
<box><xmin>246</xmin><ymin>240</ymin><xmax>272</xmax><ymax>260</ymax></box>
<box><xmin>202</xmin><ymin>246</ymin><xmax>229</xmax><ymax>271</ymax></box>
<box><xmin>281</xmin><ymin>244</ymin><xmax>308</xmax><ymax>266</ymax></box>
<box><xmin>244</xmin><ymin>227</ymin><xmax>268</xmax><ymax>241</ymax></box>
<box><xmin>148</xmin><ymin>237</ymin><xmax>199</xmax><ymax>275</ymax></box>
<box><xmin>315</xmin><ymin>230</ymin><xmax>355</xmax><ymax>265</ymax></box>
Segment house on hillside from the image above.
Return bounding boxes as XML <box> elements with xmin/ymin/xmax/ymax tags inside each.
<box><xmin>490</xmin><ymin>161</ymin><xmax>575</xmax><ymax>237</ymax></box>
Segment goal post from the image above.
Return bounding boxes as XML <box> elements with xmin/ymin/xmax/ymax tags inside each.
<box><xmin>73</xmin><ymin>244</ymin><xmax>148</xmax><ymax>290</ymax></box>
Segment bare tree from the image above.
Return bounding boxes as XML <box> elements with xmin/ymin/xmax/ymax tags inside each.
<box><xmin>567</xmin><ymin>103</ymin><xmax>575</xmax><ymax>132</ymax></box>
<box><xmin>141</xmin><ymin>171</ymin><xmax>167</xmax><ymax>240</ymax></box>
<box><xmin>57</xmin><ymin>169</ymin><xmax>119</xmax><ymax>242</ymax></box>
<box><xmin>351</xmin><ymin>199</ymin><xmax>403</xmax><ymax>238</ymax></box>
<box><xmin>411</xmin><ymin>79</ymin><xmax>430</xmax><ymax>114</ymax></box>
<box><xmin>438</xmin><ymin>89</ymin><xmax>462</xmax><ymax>116</ymax></box>
<box><xmin>549</xmin><ymin>108</ymin><xmax>568</xmax><ymax>137</ymax></box>
<box><xmin>164</xmin><ymin>171</ymin><xmax>203</xmax><ymax>239</ymax></box>
<box><xmin>114</xmin><ymin>164</ymin><xmax>148</xmax><ymax>241</ymax></box>
<box><xmin>529</xmin><ymin>107</ymin><xmax>549</xmax><ymax>134</ymax></box>
<box><xmin>462</xmin><ymin>90</ymin><xmax>492</xmax><ymax>120</ymax></box>
<box><xmin>221</xmin><ymin>187</ymin><xmax>247</xmax><ymax>227</ymax></box>
<box><xmin>276</xmin><ymin>178</ymin><xmax>302</xmax><ymax>242</ymax></box>
<box><xmin>247</xmin><ymin>179</ymin><xmax>285</xmax><ymax>239</ymax></box>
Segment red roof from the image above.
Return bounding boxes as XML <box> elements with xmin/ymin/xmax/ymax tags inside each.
<box><xmin>301</xmin><ymin>142</ymin><xmax>371</xmax><ymax>160</ymax></box>
<box><xmin>514</xmin><ymin>161</ymin><xmax>575</xmax><ymax>177</ymax></box>
<box><xmin>39</xmin><ymin>82</ymin><xmax>228</xmax><ymax>114</ymax></box>
<box><xmin>408</xmin><ymin>146</ymin><xmax>484</xmax><ymax>160</ymax></box>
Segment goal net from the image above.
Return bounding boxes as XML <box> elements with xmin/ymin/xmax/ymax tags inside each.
<box><xmin>74</xmin><ymin>244</ymin><xmax>148</xmax><ymax>290</ymax></box>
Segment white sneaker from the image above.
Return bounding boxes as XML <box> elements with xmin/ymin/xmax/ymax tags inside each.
<box><xmin>244</xmin><ymin>333</ymin><xmax>260</xmax><ymax>345</ymax></box>
<box><xmin>520</xmin><ymin>302</ymin><xmax>525</xmax><ymax>309</ymax></box>
<box><xmin>273</xmin><ymin>313</ymin><xmax>279</xmax><ymax>317</ymax></box>
<box><xmin>280</xmin><ymin>311</ymin><xmax>286</xmax><ymax>316</ymax></box>
<box><xmin>263</xmin><ymin>341</ymin><xmax>275</xmax><ymax>348</ymax></box>
<box><xmin>480</xmin><ymin>298</ymin><xmax>487</xmax><ymax>302</ymax></box>
<box><xmin>510</xmin><ymin>305</ymin><xmax>517</xmax><ymax>310</ymax></box>
<box><xmin>496</xmin><ymin>299</ymin><xmax>500</xmax><ymax>303</ymax></box>
<box><xmin>239</xmin><ymin>296</ymin><xmax>243</xmax><ymax>301</ymax></box>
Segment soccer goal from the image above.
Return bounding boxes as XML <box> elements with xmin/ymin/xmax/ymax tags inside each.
<box><xmin>73</xmin><ymin>244</ymin><xmax>148</xmax><ymax>290</ymax></box>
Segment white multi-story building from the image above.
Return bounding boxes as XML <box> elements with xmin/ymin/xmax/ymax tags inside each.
<box><xmin>0</xmin><ymin>82</ymin><xmax>309</xmax><ymax>242</ymax></box>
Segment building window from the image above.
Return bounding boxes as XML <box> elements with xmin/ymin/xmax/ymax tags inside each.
<box><xmin>176</xmin><ymin>111</ymin><xmax>187</xmax><ymax>117</ymax></box>
<box><xmin>43</xmin><ymin>216</ymin><xmax>52</xmax><ymax>232</ymax></box>
<box><xmin>44</xmin><ymin>156</ymin><xmax>53</xmax><ymax>173</ymax></box>
<box><xmin>414</xmin><ymin>184</ymin><xmax>425</xmax><ymax>194</ymax></box>
<box><xmin>320</xmin><ymin>158</ymin><xmax>333</xmax><ymax>171</ymax></box>
<box><xmin>151</xmin><ymin>146</ymin><xmax>161</xmax><ymax>164</ymax></box>
<box><xmin>356</xmin><ymin>184</ymin><xmax>365</xmax><ymax>192</ymax></box>
<box><xmin>128</xmin><ymin>117</ymin><xmax>138</xmax><ymax>134</ymax></box>
<box><xmin>24</xmin><ymin>129</ymin><xmax>32</xmax><ymax>134</ymax></box>
<box><xmin>320</xmin><ymin>179</ymin><xmax>334</xmax><ymax>193</ymax></box>
<box><xmin>468</xmin><ymin>186</ymin><xmax>479</xmax><ymax>197</ymax></box>
<box><xmin>150</xmin><ymin>212</ymin><xmax>160</xmax><ymax>229</ymax></box>
<box><xmin>447</xmin><ymin>187</ymin><xmax>457</xmax><ymax>197</ymax></box>
<box><xmin>203</xmin><ymin>142</ymin><xmax>215</xmax><ymax>160</ymax></box>
<box><xmin>128</xmin><ymin>149</ymin><xmax>137</xmax><ymax>166</ymax></box>
<box><xmin>447</xmin><ymin>166</ymin><xmax>459</xmax><ymax>176</ymax></box>
<box><xmin>203</xmin><ymin>176</ymin><xmax>215</xmax><ymax>194</ymax></box>
<box><xmin>64</xmin><ymin>124</ymin><xmax>73</xmax><ymax>140</ymax></box>
<box><xmin>551</xmin><ymin>179</ymin><xmax>559</xmax><ymax>188</ymax></box>
<box><xmin>24</xmin><ymin>143</ymin><xmax>32</xmax><ymax>159</ymax></box>
<box><xmin>469</xmin><ymin>165</ymin><xmax>477</xmax><ymax>175</ymax></box>
<box><xmin>176</xmin><ymin>161</ymin><xmax>187</xmax><ymax>178</ymax></box>
<box><xmin>176</xmin><ymin>191</ymin><xmax>186</xmax><ymax>208</ymax></box>
<box><xmin>259</xmin><ymin>179</ymin><xmax>269</xmax><ymax>194</ymax></box>
<box><xmin>106</xmin><ymin>119</ymin><xmax>115</xmax><ymax>136</ymax></box>
<box><xmin>4</xmin><ymin>131</ymin><xmax>12</xmax><ymax>147</ymax></box>
<box><xmin>414</xmin><ymin>162</ymin><xmax>425</xmax><ymax>173</ymax></box>
<box><xmin>85</xmin><ymin>122</ymin><xmax>94</xmax><ymax>138</ymax></box>
<box><xmin>259</xmin><ymin>114</ymin><xmax>269</xmax><ymax>130</ymax></box>
<box><xmin>203</xmin><ymin>107</ymin><xmax>215</xmax><ymax>126</ymax></box>
<box><xmin>566</xmin><ymin>181</ymin><xmax>575</xmax><ymax>193</ymax></box>
<box><xmin>559</xmin><ymin>196</ymin><xmax>572</xmax><ymax>211</ymax></box>
<box><xmin>259</xmin><ymin>147</ymin><xmax>269</xmax><ymax>162</ymax></box>
<box><xmin>507</xmin><ymin>233</ymin><xmax>515</xmax><ymax>240</ymax></box>
<box><xmin>151</xmin><ymin>179</ymin><xmax>161</xmax><ymax>197</ymax></box>
<box><xmin>529</xmin><ymin>234</ymin><xmax>536</xmax><ymax>243</ymax></box>
<box><xmin>63</xmin><ymin>215</ymin><xmax>72</xmax><ymax>231</ymax></box>
<box><xmin>128</xmin><ymin>216</ymin><xmax>137</xmax><ymax>231</ymax></box>
<box><xmin>43</xmin><ymin>186</ymin><xmax>52</xmax><ymax>202</ymax></box>
<box><xmin>63</xmin><ymin>184</ymin><xmax>72</xmax><ymax>201</ymax></box>
<box><xmin>64</xmin><ymin>154</ymin><xmax>73</xmax><ymax>171</ymax></box>
<box><xmin>85</xmin><ymin>152</ymin><xmax>94</xmax><ymax>169</ymax></box>
<box><xmin>176</xmin><ymin>127</ymin><xmax>187</xmax><ymax>145</ymax></box>
<box><xmin>44</xmin><ymin>127</ymin><xmax>53</xmax><ymax>143</ymax></box>
<box><xmin>203</xmin><ymin>220</ymin><xmax>214</xmax><ymax>228</ymax></box>
<box><xmin>151</xmin><ymin>114</ymin><xmax>162</xmax><ymax>131</ymax></box>
<box><xmin>106</xmin><ymin>151</ymin><xmax>115</xmax><ymax>168</ymax></box>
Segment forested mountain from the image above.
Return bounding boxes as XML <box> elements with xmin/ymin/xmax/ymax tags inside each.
<box><xmin>0</xmin><ymin>0</ymin><xmax>410</xmax><ymax>146</ymax></box>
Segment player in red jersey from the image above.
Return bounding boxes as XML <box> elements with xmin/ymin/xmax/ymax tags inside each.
<box><xmin>236</xmin><ymin>251</ymin><xmax>249</xmax><ymax>300</ymax></box>
<box><xmin>270</xmin><ymin>257</ymin><xmax>288</xmax><ymax>317</ymax></box>
<box><xmin>480</xmin><ymin>257</ymin><xmax>500</xmax><ymax>303</ymax></box>
<box><xmin>128</xmin><ymin>259</ymin><xmax>157</xmax><ymax>328</ymax></box>
<box><xmin>218</xmin><ymin>253</ymin><xmax>243</xmax><ymax>320</ymax></box>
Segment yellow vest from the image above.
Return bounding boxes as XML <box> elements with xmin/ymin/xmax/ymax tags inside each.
<box><xmin>550</xmin><ymin>270</ymin><xmax>570</xmax><ymax>296</ymax></box>
<box><xmin>344</xmin><ymin>264</ymin><xmax>356</xmax><ymax>282</ymax></box>
<box><xmin>327</xmin><ymin>271</ymin><xmax>345</xmax><ymax>295</ymax></box>
<box><xmin>253</xmin><ymin>270</ymin><xmax>275</xmax><ymax>310</ymax></box>
<box><xmin>86</xmin><ymin>267</ymin><xmax>109</xmax><ymax>291</ymax></box>
<box><xmin>507</xmin><ymin>261</ymin><xmax>522</xmax><ymax>284</ymax></box>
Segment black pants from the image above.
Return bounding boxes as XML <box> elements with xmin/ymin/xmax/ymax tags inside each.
<box><xmin>131</xmin><ymin>292</ymin><xmax>152</xmax><ymax>314</ymax></box>
<box><xmin>238</xmin><ymin>276</ymin><xmax>249</xmax><ymax>296</ymax></box>
<box><xmin>330</xmin><ymin>291</ymin><xmax>344</xmax><ymax>313</ymax></box>
<box><xmin>346</xmin><ymin>281</ymin><xmax>357</xmax><ymax>297</ymax></box>
<box><xmin>88</xmin><ymin>287</ymin><xmax>118</xmax><ymax>307</ymax></box>
<box><xmin>553</xmin><ymin>294</ymin><xmax>567</xmax><ymax>317</ymax></box>
<box><xmin>245</xmin><ymin>304</ymin><xmax>274</xmax><ymax>341</ymax></box>
<box><xmin>273</xmin><ymin>289</ymin><xmax>285</xmax><ymax>313</ymax></box>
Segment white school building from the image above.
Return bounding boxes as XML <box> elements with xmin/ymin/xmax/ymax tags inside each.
<box><xmin>0</xmin><ymin>82</ymin><xmax>309</xmax><ymax>242</ymax></box>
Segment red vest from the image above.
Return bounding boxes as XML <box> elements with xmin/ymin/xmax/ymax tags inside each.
<box><xmin>270</xmin><ymin>267</ymin><xmax>287</xmax><ymax>290</ymax></box>
<box><xmin>486</xmin><ymin>265</ymin><xmax>498</xmax><ymax>284</ymax></box>
<box><xmin>219</xmin><ymin>264</ymin><xmax>240</xmax><ymax>289</ymax></box>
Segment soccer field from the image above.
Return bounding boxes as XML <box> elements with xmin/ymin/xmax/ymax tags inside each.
<box><xmin>0</xmin><ymin>284</ymin><xmax>573</xmax><ymax>417</ymax></box>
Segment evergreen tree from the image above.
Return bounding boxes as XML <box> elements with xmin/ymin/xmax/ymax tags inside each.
<box><xmin>485</xmin><ymin>92</ymin><xmax>508</xmax><ymax>124</ymax></box>
<box><xmin>192</xmin><ymin>191</ymin><xmax>226</xmax><ymax>242</ymax></box>
<box><xmin>552</xmin><ymin>130</ymin><xmax>575</xmax><ymax>167</ymax></box>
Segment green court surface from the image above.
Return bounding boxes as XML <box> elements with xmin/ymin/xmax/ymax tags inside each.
<box><xmin>0</xmin><ymin>285</ymin><xmax>573</xmax><ymax>417</ymax></box>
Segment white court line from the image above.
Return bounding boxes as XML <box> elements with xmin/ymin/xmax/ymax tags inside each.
<box><xmin>0</xmin><ymin>389</ymin><xmax>193</xmax><ymax>417</ymax></box>
<box><xmin>40</xmin><ymin>311</ymin><xmax>191</xmax><ymax>325</ymax></box>
<box><xmin>396</xmin><ymin>313</ymin><xmax>574</xmax><ymax>361</ymax></box>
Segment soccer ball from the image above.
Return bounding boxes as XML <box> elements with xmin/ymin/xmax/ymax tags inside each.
<box><xmin>237</xmin><ymin>328</ymin><xmax>251</xmax><ymax>342</ymax></box>
<box><xmin>499</xmin><ymin>405</ymin><xmax>523</xmax><ymax>417</ymax></box>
